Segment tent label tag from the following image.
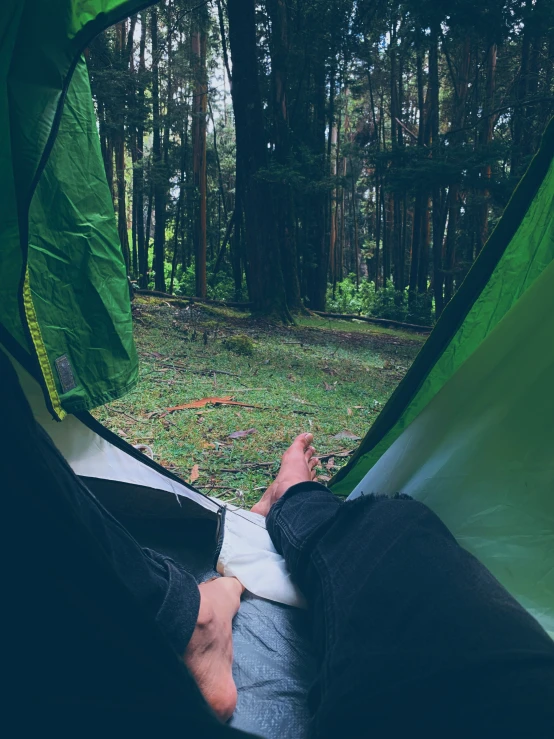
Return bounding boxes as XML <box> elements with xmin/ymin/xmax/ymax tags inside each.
<box><xmin>55</xmin><ymin>355</ymin><xmax>77</xmax><ymax>393</ymax></box>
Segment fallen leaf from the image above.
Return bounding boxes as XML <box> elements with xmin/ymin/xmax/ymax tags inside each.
<box><xmin>323</xmin><ymin>381</ymin><xmax>334</xmax><ymax>391</ymax></box>
<box><xmin>200</xmin><ymin>442</ymin><xmax>216</xmax><ymax>449</ymax></box>
<box><xmin>168</xmin><ymin>396</ymin><xmax>233</xmax><ymax>410</ymax></box>
<box><xmin>347</xmin><ymin>408</ymin><xmax>352</xmax><ymax>416</ymax></box>
<box><xmin>116</xmin><ymin>428</ymin><xmax>128</xmax><ymax>438</ymax></box>
<box><xmin>167</xmin><ymin>396</ymin><xmax>263</xmax><ymax>412</ymax></box>
<box><xmin>189</xmin><ymin>464</ymin><xmax>200</xmax><ymax>484</ymax></box>
<box><xmin>318</xmin><ymin>474</ymin><xmax>331</xmax><ymax>482</ymax></box>
<box><xmin>325</xmin><ymin>457</ymin><xmax>335</xmax><ymax>470</ymax></box>
<box><xmin>332</xmin><ymin>430</ymin><xmax>362</xmax><ymax>441</ymax></box>
<box><xmin>228</xmin><ymin>428</ymin><xmax>257</xmax><ymax>439</ymax></box>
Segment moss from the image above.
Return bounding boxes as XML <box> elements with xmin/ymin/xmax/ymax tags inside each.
<box><xmin>223</xmin><ymin>334</ymin><xmax>255</xmax><ymax>356</ymax></box>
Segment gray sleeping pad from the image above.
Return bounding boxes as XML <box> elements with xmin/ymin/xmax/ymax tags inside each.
<box><xmin>120</xmin><ymin>512</ymin><xmax>316</xmax><ymax>738</ymax></box>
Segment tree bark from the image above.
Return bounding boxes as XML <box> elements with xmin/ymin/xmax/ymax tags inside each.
<box><xmin>429</xmin><ymin>28</ymin><xmax>445</xmax><ymax>317</ymax></box>
<box><xmin>114</xmin><ymin>19</ymin><xmax>135</xmax><ymax>277</ymax></box>
<box><xmin>151</xmin><ymin>7</ymin><xmax>166</xmax><ymax>292</ymax></box>
<box><xmin>443</xmin><ymin>35</ymin><xmax>471</xmax><ymax>305</ymax></box>
<box><xmin>136</xmin><ymin>13</ymin><xmax>147</xmax><ymax>288</ymax></box>
<box><xmin>477</xmin><ymin>43</ymin><xmax>497</xmax><ymax>253</ymax></box>
<box><xmin>191</xmin><ymin>11</ymin><xmax>208</xmax><ymax>299</ymax></box>
<box><xmin>267</xmin><ymin>0</ymin><xmax>302</xmax><ymax>311</ymax></box>
<box><xmin>227</xmin><ymin>0</ymin><xmax>291</xmax><ymax>319</ymax></box>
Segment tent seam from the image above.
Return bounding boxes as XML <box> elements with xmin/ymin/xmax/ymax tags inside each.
<box><xmin>22</xmin><ymin>268</ymin><xmax>65</xmax><ymax>420</ymax></box>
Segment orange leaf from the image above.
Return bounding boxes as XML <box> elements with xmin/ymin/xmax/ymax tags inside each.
<box><xmin>189</xmin><ymin>464</ymin><xmax>200</xmax><ymax>484</ymax></box>
<box><xmin>167</xmin><ymin>396</ymin><xmax>263</xmax><ymax>412</ymax></box>
<box><xmin>167</xmin><ymin>396</ymin><xmax>233</xmax><ymax>411</ymax></box>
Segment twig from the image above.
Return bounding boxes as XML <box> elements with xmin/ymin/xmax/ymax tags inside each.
<box><xmin>394</xmin><ymin>117</ymin><xmax>423</xmax><ymax>145</ymax></box>
<box><xmin>313</xmin><ymin>311</ymin><xmax>432</xmax><ymax>333</ymax></box>
<box><xmin>108</xmin><ymin>408</ymin><xmax>141</xmax><ymax>422</ymax></box>
<box><xmin>317</xmin><ymin>449</ymin><xmax>355</xmax><ymax>462</ymax></box>
<box><xmin>199</xmin><ymin>485</ymin><xmax>241</xmax><ymax>491</ymax></box>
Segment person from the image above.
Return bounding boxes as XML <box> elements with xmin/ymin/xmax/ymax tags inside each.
<box><xmin>3</xmin><ymin>346</ymin><xmax>554</xmax><ymax>737</ymax></box>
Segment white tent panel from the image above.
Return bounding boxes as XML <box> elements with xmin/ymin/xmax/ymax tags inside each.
<box><xmin>5</xmin><ymin>348</ymin><xmax>218</xmax><ymax>513</ymax></box>
<box><xmin>4</xmin><ymin>346</ymin><xmax>305</xmax><ymax>607</ymax></box>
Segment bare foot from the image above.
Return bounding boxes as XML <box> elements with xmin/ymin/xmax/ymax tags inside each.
<box><xmin>251</xmin><ymin>433</ymin><xmax>319</xmax><ymax>517</ymax></box>
<box><xmin>184</xmin><ymin>577</ymin><xmax>244</xmax><ymax>722</ymax></box>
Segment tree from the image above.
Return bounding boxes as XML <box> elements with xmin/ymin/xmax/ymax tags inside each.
<box><xmin>226</xmin><ymin>0</ymin><xmax>290</xmax><ymax>318</ymax></box>
<box><xmin>151</xmin><ymin>6</ymin><xmax>166</xmax><ymax>292</ymax></box>
<box><xmin>191</xmin><ymin>4</ymin><xmax>208</xmax><ymax>298</ymax></box>
<box><xmin>88</xmin><ymin>0</ymin><xmax>554</xmax><ymax>322</ymax></box>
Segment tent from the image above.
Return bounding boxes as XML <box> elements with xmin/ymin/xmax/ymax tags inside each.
<box><xmin>1</xmin><ymin>1</ymin><xmax>553</xmax><ymax>735</ymax></box>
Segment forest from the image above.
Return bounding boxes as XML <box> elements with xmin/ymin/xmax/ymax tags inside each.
<box><xmin>87</xmin><ymin>0</ymin><xmax>554</xmax><ymax>324</ymax></box>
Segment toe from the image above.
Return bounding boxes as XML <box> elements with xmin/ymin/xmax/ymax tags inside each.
<box><xmin>304</xmin><ymin>445</ymin><xmax>315</xmax><ymax>461</ymax></box>
<box><xmin>293</xmin><ymin>432</ymin><xmax>313</xmax><ymax>450</ymax></box>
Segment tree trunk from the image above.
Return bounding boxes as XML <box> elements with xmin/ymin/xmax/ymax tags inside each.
<box><xmin>191</xmin><ymin>11</ymin><xmax>208</xmax><ymax>299</ymax></box>
<box><xmin>375</xmin><ymin>179</ymin><xmax>381</xmax><ymax>288</ymax></box>
<box><xmin>329</xmin><ymin>121</ymin><xmax>338</xmax><ymax>288</ymax></box>
<box><xmin>227</xmin><ymin>0</ymin><xmax>290</xmax><ymax>318</ymax></box>
<box><xmin>170</xmin><ymin>124</ymin><xmax>188</xmax><ymax>293</ymax></box>
<box><xmin>136</xmin><ymin>13</ymin><xmax>147</xmax><ymax>288</ymax></box>
<box><xmin>443</xmin><ymin>36</ymin><xmax>471</xmax><ymax>304</ymax></box>
<box><xmin>267</xmin><ymin>0</ymin><xmax>302</xmax><ymax>311</ymax></box>
<box><xmin>429</xmin><ymin>28</ymin><xmax>444</xmax><ymax>317</ymax></box>
<box><xmin>511</xmin><ymin>2</ymin><xmax>532</xmax><ymax>177</ymax></box>
<box><xmin>350</xmin><ymin>159</ymin><xmax>359</xmax><ymax>288</ymax></box>
<box><xmin>114</xmin><ymin>19</ymin><xmax>136</xmax><ymax>277</ymax></box>
<box><xmin>151</xmin><ymin>8</ymin><xmax>166</xmax><ymax>292</ymax></box>
<box><xmin>409</xmin><ymin>46</ymin><xmax>429</xmax><ymax>302</ymax></box>
<box><xmin>477</xmin><ymin>43</ymin><xmax>497</xmax><ymax>253</ymax></box>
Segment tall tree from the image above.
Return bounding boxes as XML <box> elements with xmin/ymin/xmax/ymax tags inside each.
<box><xmin>227</xmin><ymin>0</ymin><xmax>290</xmax><ymax>318</ymax></box>
<box><xmin>151</xmin><ymin>6</ymin><xmax>166</xmax><ymax>292</ymax></box>
<box><xmin>191</xmin><ymin>5</ymin><xmax>208</xmax><ymax>298</ymax></box>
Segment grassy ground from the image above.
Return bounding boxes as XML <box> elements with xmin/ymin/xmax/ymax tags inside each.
<box><xmin>93</xmin><ymin>297</ymin><xmax>426</xmax><ymax>508</ymax></box>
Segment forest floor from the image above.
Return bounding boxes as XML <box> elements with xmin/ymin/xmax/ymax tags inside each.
<box><xmin>93</xmin><ymin>297</ymin><xmax>426</xmax><ymax>508</ymax></box>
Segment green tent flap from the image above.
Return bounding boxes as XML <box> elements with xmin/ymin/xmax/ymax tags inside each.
<box><xmin>0</xmin><ymin>0</ymin><xmax>150</xmax><ymax>417</ymax></box>
<box><xmin>332</xmin><ymin>117</ymin><xmax>554</xmax><ymax>496</ymax></box>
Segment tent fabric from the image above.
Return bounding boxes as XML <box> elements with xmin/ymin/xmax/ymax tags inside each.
<box><xmin>217</xmin><ymin>502</ymin><xmax>307</xmax><ymax>608</ymax></box>
<box><xmin>5</xmin><ymin>345</ymin><xmax>307</xmax><ymax>610</ymax></box>
<box><xmin>333</xmin><ymin>117</ymin><xmax>554</xmax><ymax>496</ymax></box>
<box><xmin>0</xmin><ymin>0</ymin><xmax>148</xmax><ymax>418</ymax></box>
<box><xmin>346</xmin><ymin>255</ymin><xmax>554</xmax><ymax>638</ymax></box>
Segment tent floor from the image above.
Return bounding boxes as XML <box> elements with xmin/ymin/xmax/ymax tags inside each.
<box><xmin>119</xmin><ymin>511</ymin><xmax>316</xmax><ymax>738</ymax></box>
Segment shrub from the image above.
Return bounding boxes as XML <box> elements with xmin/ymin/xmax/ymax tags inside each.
<box><xmin>326</xmin><ymin>275</ymin><xmax>434</xmax><ymax>326</ymax></box>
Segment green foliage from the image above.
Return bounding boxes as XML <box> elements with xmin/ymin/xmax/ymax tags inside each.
<box><xmin>149</xmin><ymin>261</ymin><xmax>246</xmax><ymax>303</ymax></box>
<box><xmin>326</xmin><ymin>276</ymin><xmax>434</xmax><ymax>326</ymax></box>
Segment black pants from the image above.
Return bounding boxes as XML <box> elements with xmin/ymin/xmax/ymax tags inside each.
<box><xmin>3</xmin><ymin>349</ymin><xmax>554</xmax><ymax>737</ymax></box>
<box><xmin>267</xmin><ymin>484</ymin><xmax>554</xmax><ymax>737</ymax></box>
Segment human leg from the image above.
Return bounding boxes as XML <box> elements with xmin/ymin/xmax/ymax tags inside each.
<box><xmin>0</xmin><ymin>349</ymin><xmax>242</xmax><ymax>723</ymax></box>
<box><xmin>260</xmin><ymin>435</ymin><xmax>554</xmax><ymax>737</ymax></box>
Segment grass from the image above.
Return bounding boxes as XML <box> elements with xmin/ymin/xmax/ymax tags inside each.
<box><xmin>93</xmin><ymin>297</ymin><xmax>426</xmax><ymax>508</ymax></box>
